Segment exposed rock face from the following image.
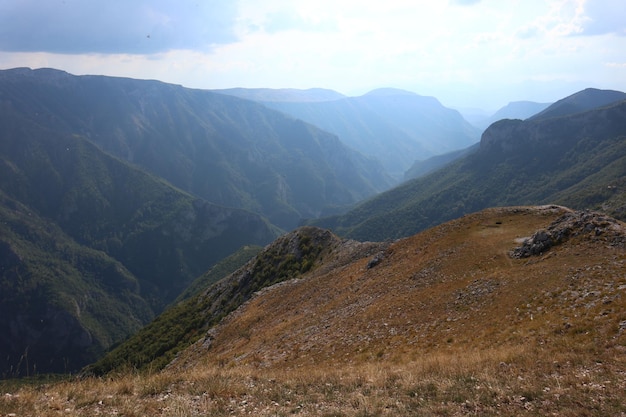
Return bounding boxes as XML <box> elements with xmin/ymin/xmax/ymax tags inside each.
<box><xmin>510</xmin><ymin>210</ymin><xmax>626</xmax><ymax>258</ymax></box>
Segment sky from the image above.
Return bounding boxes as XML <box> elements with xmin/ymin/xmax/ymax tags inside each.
<box><xmin>0</xmin><ymin>0</ymin><xmax>625</xmax><ymax>110</ymax></box>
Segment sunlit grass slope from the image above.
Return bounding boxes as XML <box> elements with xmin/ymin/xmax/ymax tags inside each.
<box><xmin>2</xmin><ymin>205</ymin><xmax>625</xmax><ymax>416</ymax></box>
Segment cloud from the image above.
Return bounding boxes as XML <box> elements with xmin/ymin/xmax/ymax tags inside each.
<box><xmin>516</xmin><ymin>24</ymin><xmax>541</xmax><ymax>39</ymax></box>
<box><xmin>1</xmin><ymin>0</ymin><xmax>624</xmax><ymax>110</ymax></box>
<box><xmin>0</xmin><ymin>0</ymin><xmax>239</xmax><ymax>54</ymax></box>
<box><xmin>579</xmin><ymin>0</ymin><xmax>626</xmax><ymax>36</ymax></box>
<box><xmin>449</xmin><ymin>0</ymin><xmax>481</xmax><ymax>5</ymax></box>
<box><xmin>254</xmin><ymin>11</ymin><xmax>337</xmax><ymax>35</ymax></box>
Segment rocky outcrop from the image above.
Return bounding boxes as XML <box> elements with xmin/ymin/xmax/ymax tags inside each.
<box><xmin>510</xmin><ymin>210</ymin><xmax>626</xmax><ymax>258</ymax></box>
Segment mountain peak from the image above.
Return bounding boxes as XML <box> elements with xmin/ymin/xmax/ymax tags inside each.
<box><xmin>363</xmin><ymin>87</ymin><xmax>418</xmax><ymax>97</ymax></box>
<box><xmin>530</xmin><ymin>87</ymin><xmax>626</xmax><ymax>120</ymax></box>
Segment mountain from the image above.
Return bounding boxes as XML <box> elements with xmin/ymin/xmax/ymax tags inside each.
<box><xmin>217</xmin><ymin>87</ymin><xmax>481</xmax><ymax>180</ymax></box>
<box><xmin>475</xmin><ymin>100</ymin><xmax>551</xmax><ymax>130</ymax></box>
<box><xmin>0</xmin><ymin>68</ymin><xmax>392</xmax><ymax>230</ymax></box>
<box><xmin>0</xmin><ymin>190</ymin><xmax>152</xmax><ymax>377</ymax></box>
<box><xmin>86</xmin><ymin>226</ymin><xmax>382</xmax><ymax>374</ymax></box>
<box><xmin>308</xmin><ymin>92</ymin><xmax>626</xmax><ymax>241</ymax></box>
<box><xmin>212</xmin><ymin>87</ymin><xmax>345</xmax><ymax>102</ymax></box>
<box><xmin>0</xmin><ymin>67</ymin><xmax>398</xmax><ymax>376</ymax></box>
<box><xmin>31</xmin><ymin>206</ymin><xmax>626</xmax><ymax>416</ymax></box>
<box><xmin>0</xmin><ymin>108</ymin><xmax>280</xmax><ymax>375</ymax></box>
<box><xmin>529</xmin><ymin>88</ymin><xmax>626</xmax><ymax>121</ymax></box>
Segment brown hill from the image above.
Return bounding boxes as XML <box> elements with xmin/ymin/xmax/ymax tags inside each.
<box><xmin>3</xmin><ymin>205</ymin><xmax>626</xmax><ymax>416</ymax></box>
<box><xmin>177</xmin><ymin>206</ymin><xmax>626</xmax><ymax>369</ymax></box>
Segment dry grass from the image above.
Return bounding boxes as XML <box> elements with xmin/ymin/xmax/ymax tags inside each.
<box><xmin>3</xmin><ymin>206</ymin><xmax>626</xmax><ymax>416</ymax></box>
<box><xmin>1</xmin><ymin>344</ymin><xmax>625</xmax><ymax>416</ymax></box>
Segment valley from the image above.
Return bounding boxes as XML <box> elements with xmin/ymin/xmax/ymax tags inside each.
<box><xmin>1</xmin><ymin>67</ymin><xmax>626</xmax><ymax>415</ymax></box>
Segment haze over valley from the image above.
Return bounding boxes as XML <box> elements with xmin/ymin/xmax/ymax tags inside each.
<box><xmin>1</xmin><ymin>1</ymin><xmax>626</xmax><ymax>415</ymax></box>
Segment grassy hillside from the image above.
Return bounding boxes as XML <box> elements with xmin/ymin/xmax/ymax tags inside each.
<box><xmin>85</xmin><ymin>227</ymin><xmax>376</xmax><ymax>374</ymax></box>
<box><xmin>310</xmin><ymin>97</ymin><xmax>626</xmax><ymax>241</ymax></box>
<box><xmin>2</xmin><ymin>206</ymin><xmax>625</xmax><ymax>415</ymax></box>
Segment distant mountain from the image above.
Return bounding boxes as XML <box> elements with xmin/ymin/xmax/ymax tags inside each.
<box><xmin>213</xmin><ymin>87</ymin><xmax>345</xmax><ymax>102</ymax></box>
<box><xmin>0</xmin><ymin>68</ymin><xmax>392</xmax><ymax>230</ymax></box>
<box><xmin>308</xmin><ymin>92</ymin><xmax>626</xmax><ymax>241</ymax></box>
<box><xmin>529</xmin><ymin>88</ymin><xmax>626</xmax><ymax>121</ymax></box>
<box><xmin>475</xmin><ymin>100</ymin><xmax>552</xmax><ymax>130</ymax></box>
<box><xmin>218</xmin><ymin>87</ymin><xmax>481</xmax><ymax>180</ymax></box>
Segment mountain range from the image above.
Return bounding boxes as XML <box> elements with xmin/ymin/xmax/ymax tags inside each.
<box><xmin>1</xmin><ymin>66</ymin><xmax>626</xmax><ymax>385</ymax></box>
<box><xmin>216</xmin><ymin>87</ymin><xmax>481</xmax><ymax>180</ymax></box>
<box><xmin>0</xmin><ymin>104</ymin><xmax>281</xmax><ymax>375</ymax></box>
<box><xmin>0</xmin><ymin>68</ymin><xmax>392</xmax><ymax>375</ymax></box>
<box><xmin>0</xmin><ymin>68</ymin><xmax>392</xmax><ymax>230</ymax></box>
<box><xmin>310</xmin><ymin>88</ymin><xmax>626</xmax><ymax>241</ymax></box>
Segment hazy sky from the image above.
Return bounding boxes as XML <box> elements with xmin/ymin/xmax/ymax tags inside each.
<box><xmin>0</xmin><ymin>0</ymin><xmax>624</xmax><ymax>109</ymax></box>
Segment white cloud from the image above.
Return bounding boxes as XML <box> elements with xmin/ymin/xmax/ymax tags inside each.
<box><xmin>579</xmin><ymin>0</ymin><xmax>626</xmax><ymax>36</ymax></box>
<box><xmin>0</xmin><ymin>0</ymin><xmax>624</xmax><ymax>108</ymax></box>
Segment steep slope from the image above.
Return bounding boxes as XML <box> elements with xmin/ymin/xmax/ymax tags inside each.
<box><xmin>0</xmin><ymin>109</ymin><xmax>279</xmax><ymax>375</ymax></box>
<box><xmin>0</xmin><ymin>191</ymin><xmax>153</xmax><ymax>377</ymax></box>
<box><xmin>220</xmin><ymin>87</ymin><xmax>480</xmax><ymax>180</ymax></box>
<box><xmin>179</xmin><ymin>206</ymin><xmax>625</xmax><ymax>367</ymax></box>
<box><xmin>529</xmin><ymin>87</ymin><xmax>626</xmax><ymax>121</ymax></box>
<box><xmin>0</xmin><ymin>68</ymin><xmax>392</xmax><ymax>229</ymax></box>
<box><xmin>87</xmin><ymin>226</ymin><xmax>385</xmax><ymax>374</ymax></box>
<box><xmin>310</xmin><ymin>95</ymin><xmax>626</xmax><ymax>241</ymax></box>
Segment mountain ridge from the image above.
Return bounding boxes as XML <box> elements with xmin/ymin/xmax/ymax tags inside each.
<box><xmin>529</xmin><ymin>87</ymin><xmax>626</xmax><ymax>121</ymax></box>
<box><xmin>308</xmin><ymin>91</ymin><xmax>626</xmax><ymax>241</ymax></box>
<box><xmin>228</xmin><ymin>87</ymin><xmax>481</xmax><ymax>180</ymax></box>
<box><xmin>1</xmin><ymin>67</ymin><xmax>392</xmax><ymax>230</ymax></box>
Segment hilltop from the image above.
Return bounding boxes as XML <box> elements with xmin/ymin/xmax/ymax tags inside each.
<box><xmin>530</xmin><ymin>88</ymin><xmax>626</xmax><ymax>121</ymax></box>
<box><xmin>176</xmin><ymin>206</ymin><xmax>626</xmax><ymax>371</ymax></box>
<box><xmin>2</xmin><ymin>205</ymin><xmax>625</xmax><ymax>416</ymax></box>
